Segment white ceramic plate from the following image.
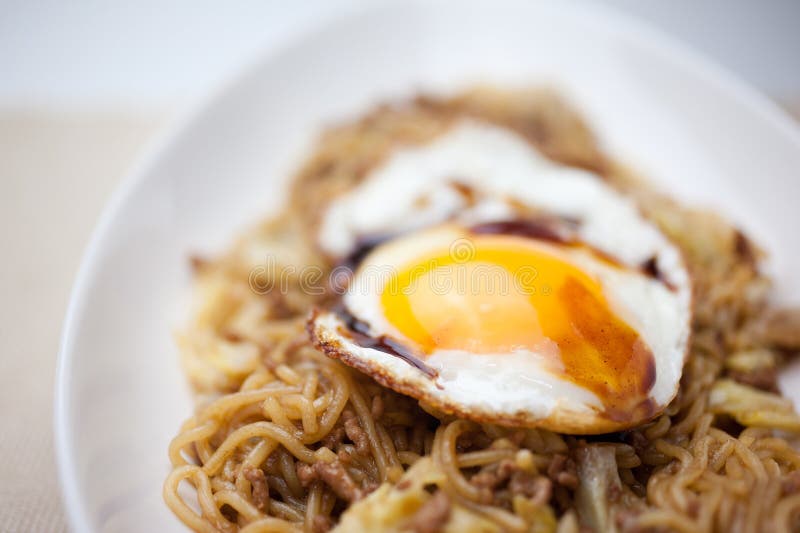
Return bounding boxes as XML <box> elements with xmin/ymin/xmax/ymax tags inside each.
<box><xmin>55</xmin><ymin>1</ymin><xmax>800</xmax><ymax>531</ymax></box>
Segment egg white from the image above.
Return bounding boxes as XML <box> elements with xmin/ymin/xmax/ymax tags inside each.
<box><xmin>311</xmin><ymin>120</ymin><xmax>692</xmax><ymax>433</ymax></box>
<box><xmin>319</xmin><ymin>120</ymin><xmax>687</xmax><ymax>291</ymax></box>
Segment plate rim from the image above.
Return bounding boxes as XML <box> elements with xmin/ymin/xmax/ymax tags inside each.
<box><xmin>53</xmin><ymin>1</ymin><xmax>800</xmax><ymax>531</ymax></box>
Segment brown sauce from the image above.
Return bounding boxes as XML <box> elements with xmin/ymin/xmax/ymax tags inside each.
<box><xmin>734</xmin><ymin>228</ymin><xmax>758</xmax><ymax>267</ymax></box>
<box><xmin>472</xmin><ymin>218</ymin><xmax>676</xmax><ymax>291</ymax></box>
<box><xmin>339</xmin><ymin>234</ymin><xmax>393</xmax><ymax>274</ymax></box>
<box><xmin>469</xmin><ymin>217</ymin><xmax>626</xmax><ymax>271</ymax></box>
<box><xmin>469</xmin><ymin>218</ymin><xmax>574</xmax><ymax>243</ymax></box>
<box><xmin>333</xmin><ymin>304</ymin><xmax>438</xmax><ymax>378</ymax></box>
<box><xmin>554</xmin><ymin>276</ymin><xmax>657</xmax><ymax>422</ymax></box>
<box><xmin>640</xmin><ymin>256</ymin><xmax>677</xmax><ymax>291</ymax></box>
<box><xmin>603</xmin><ymin>398</ymin><xmax>659</xmax><ymax>426</ymax></box>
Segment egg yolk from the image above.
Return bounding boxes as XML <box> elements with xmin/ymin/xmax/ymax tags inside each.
<box><xmin>379</xmin><ymin>233</ymin><xmax>655</xmax><ymax>413</ymax></box>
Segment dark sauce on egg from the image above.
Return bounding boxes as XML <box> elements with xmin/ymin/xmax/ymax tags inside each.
<box><xmin>331</xmin><ymin>235</ymin><xmax>442</xmax><ymax>378</ymax></box>
<box><xmin>640</xmin><ymin>256</ymin><xmax>677</xmax><ymax>291</ymax></box>
<box><xmin>333</xmin><ymin>303</ymin><xmax>439</xmax><ymax>378</ymax></box>
<box><xmin>339</xmin><ymin>234</ymin><xmax>393</xmax><ymax>274</ymax></box>
<box><xmin>469</xmin><ymin>218</ymin><xmax>574</xmax><ymax>243</ymax></box>
<box><xmin>472</xmin><ymin>218</ymin><xmax>676</xmax><ymax>292</ymax></box>
<box><xmin>470</xmin><ymin>216</ymin><xmax>625</xmax><ymax>270</ymax></box>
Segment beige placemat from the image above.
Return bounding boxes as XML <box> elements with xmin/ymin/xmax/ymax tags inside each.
<box><xmin>0</xmin><ymin>111</ymin><xmax>164</xmax><ymax>532</ymax></box>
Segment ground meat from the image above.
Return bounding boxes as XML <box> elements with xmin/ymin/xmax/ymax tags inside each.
<box><xmin>471</xmin><ymin>458</ymin><xmax>554</xmax><ymax>506</ymax></box>
<box><xmin>733</xmin><ymin>229</ymin><xmax>759</xmax><ymax>267</ymax></box>
<box><xmin>312</xmin><ymin>514</ymin><xmax>332</xmax><ymax>533</ymax></box>
<box><xmin>455</xmin><ymin>431</ymin><xmax>493</xmax><ymax>452</ymax></box>
<box><xmin>455</xmin><ymin>434</ymin><xmax>472</xmax><ymax>453</ymax></box>
<box><xmin>509</xmin><ymin>473</ymin><xmax>552</xmax><ymax>505</ymax></box>
<box><xmin>242</xmin><ymin>466</ymin><xmax>269</xmax><ymax>511</ymax></box>
<box><xmin>469</xmin><ymin>459</ymin><xmax>517</xmax><ymax>498</ymax></box>
<box><xmin>296</xmin><ymin>460</ymin><xmax>364</xmax><ymax>502</ymax></box>
<box><xmin>470</xmin><ymin>459</ymin><xmax>516</xmax><ymax>503</ymax></box>
<box><xmin>321</xmin><ymin>426</ymin><xmax>345</xmax><ymax>450</ymax></box>
<box><xmin>408</xmin><ymin>491</ymin><xmax>451</xmax><ymax>533</ymax></box>
<box><xmin>728</xmin><ymin>367</ymin><xmax>779</xmax><ymax>392</ymax></box>
<box><xmin>508</xmin><ymin>430</ymin><xmax>527</xmax><ymax>446</ymax></box>
<box><xmin>296</xmin><ymin>463</ymin><xmax>317</xmax><ymax>487</ymax></box>
<box><xmin>337</xmin><ymin>449</ymin><xmax>352</xmax><ymax>464</ymax></box>
<box><xmin>557</xmin><ymin>471</ymin><xmax>579</xmax><ymax>490</ymax></box>
<box><xmin>221</xmin><ymin>330</ymin><xmax>244</xmax><ymax>343</ymax></box>
<box><xmin>615</xmin><ymin>509</ymin><xmax>643</xmax><ymax>532</ymax></box>
<box><xmin>471</xmin><ymin>460</ymin><xmax>517</xmax><ymax>490</ymax></box>
<box><xmin>547</xmin><ymin>454</ymin><xmax>579</xmax><ymax>490</ymax></box>
<box><xmin>761</xmin><ymin>309</ymin><xmax>800</xmax><ymax>350</ymax></box>
<box><xmin>607</xmin><ymin>480</ymin><xmax>623</xmax><ymax>503</ymax></box>
<box><xmin>317</xmin><ymin>461</ymin><xmax>364</xmax><ymax>502</ymax></box>
<box><xmin>686</xmin><ymin>498</ymin><xmax>701</xmax><ymax>518</ymax></box>
<box><xmin>783</xmin><ymin>471</ymin><xmax>800</xmax><ymax>495</ymax></box>
<box><xmin>342</xmin><ymin>410</ymin><xmax>370</xmax><ymax>455</ymax></box>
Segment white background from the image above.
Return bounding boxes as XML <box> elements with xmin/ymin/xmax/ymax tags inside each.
<box><xmin>1</xmin><ymin>0</ymin><xmax>799</xmax><ymax>111</ymax></box>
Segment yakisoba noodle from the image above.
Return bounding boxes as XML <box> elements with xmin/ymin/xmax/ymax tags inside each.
<box><xmin>164</xmin><ymin>88</ymin><xmax>800</xmax><ymax>532</ymax></box>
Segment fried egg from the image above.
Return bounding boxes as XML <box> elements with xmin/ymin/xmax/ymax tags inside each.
<box><xmin>309</xmin><ymin>120</ymin><xmax>691</xmax><ymax>434</ymax></box>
